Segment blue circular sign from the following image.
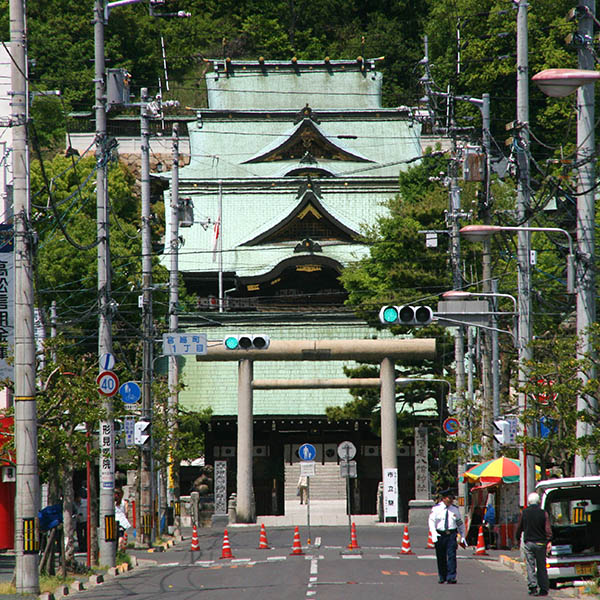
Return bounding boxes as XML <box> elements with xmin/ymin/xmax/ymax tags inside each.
<box><xmin>298</xmin><ymin>443</ymin><xmax>316</xmax><ymax>461</ymax></box>
<box><xmin>443</xmin><ymin>417</ymin><xmax>460</xmax><ymax>436</ymax></box>
<box><xmin>119</xmin><ymin>381</ymin><xmax>141</xmax><ymax>404</ymax></box>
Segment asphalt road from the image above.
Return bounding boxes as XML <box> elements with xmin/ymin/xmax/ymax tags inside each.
<box><xmin>74</xmin><ymin>525</ymin><xmax>535</xmax><ymax>600</ymax></box>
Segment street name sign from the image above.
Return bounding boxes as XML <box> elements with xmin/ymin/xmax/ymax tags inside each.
<box><xmin>162</xmin><ymin>333</ymin><xmax>207</xmax><ymax>356</ymax></box>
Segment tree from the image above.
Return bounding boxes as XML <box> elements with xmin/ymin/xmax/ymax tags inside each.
<box><xmin>35</xmin><ymin>337</ymin><xmax>102</xmax><ymax>570</ymax></box>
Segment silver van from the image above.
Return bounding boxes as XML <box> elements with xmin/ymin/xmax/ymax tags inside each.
<box><xmin>536</xmin><ymin>475</ymin><xmax>600</xmax><ymax>587</ymax></box>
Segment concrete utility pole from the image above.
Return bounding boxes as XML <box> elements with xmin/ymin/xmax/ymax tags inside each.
<box><xmin>94</xmin><ymin>0</ymin><xmax>116</xmax><ymax>567</ymax></box>
<box><xmin>11</xmin><ymin>0</ymin><xmax>40</xmax><ymax>592</ymax></box>
<box><xmin>478</xmin><ymin>93</ymin><xmax>496</xmax><ymax>459</ymax></box>
<box><xmin>574</xmin><ymin>0</ymin><xmax>598</xmax><ymax>477</ymax></box>
<box><xmin>168</xmin><ymin>123</ymin><xmax>181</xmax><ymax>537</ymax></box>
<box><xmin>516</xmin><ymin>0</ymin><xmax>534</xmax><ymax>506</ymax></box>
<box><xmin>140</xmin><ymin>88</ymin><xmax>154</xmax><ymax>546</ymax></box>
<box><xmin>447</xmin><ymin>109</ymin><xmax>468</xmax><ymax>508</ymax></box>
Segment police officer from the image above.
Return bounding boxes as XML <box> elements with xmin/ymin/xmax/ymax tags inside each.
<box><xmin>428</xmin><ymin>489</ymin><xmax>467</xmax><ymax>584</ymax></box>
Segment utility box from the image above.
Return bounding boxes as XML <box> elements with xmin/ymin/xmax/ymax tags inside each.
<box><xmin>106</xmin><ymin>68</ymin><xmax>131</xmax><ymax>107</ymax></box>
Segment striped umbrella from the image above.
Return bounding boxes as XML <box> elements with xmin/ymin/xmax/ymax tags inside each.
<box><xmin>462</xmin><ymin>457</ymin><xmax>524</xmax><ymax>484</ymax></box>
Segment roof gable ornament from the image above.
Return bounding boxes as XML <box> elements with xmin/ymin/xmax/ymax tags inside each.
<box><xmin>294</xmin><ymin>104</ymin><xmax>320</xmax><ymax>125</ymax></box>
<box><xmin>242</xmin><ymin>177</ymin><xmax>357</xmax><ymax>246</ymax></box>
<box><xmin>294</xmin><ymin>238</ymin><xmax>322</xmax><ymax>253</ymax></box>
<box><xmin>243</xmin><ymin>114</ymin><xmax>372</xmax><ymax>164</ymax></box>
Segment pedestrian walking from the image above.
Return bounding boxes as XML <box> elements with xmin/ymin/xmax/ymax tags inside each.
<box><xmin>515</xmin><ymin>492</ymin><xmax>552</xmax><ymax>596</ymax></box>
<box><xmin>297</xmin><ymin>476</ymin><xmax>308</xmax><ymax>505</ymax></box>
<box><xmin>74</xmin><ymin>488</ymin><xmax>88</xmax><ymax>553</ymax></box>
<box><xmin>428</xmin><ymin>489</ymin><xmax>467</xmax><ymax>584</ymax></box>
<box><xmin>483</xmin><ymin>500</ymin><xmax>496</xmax><ymax>549</ymax></box>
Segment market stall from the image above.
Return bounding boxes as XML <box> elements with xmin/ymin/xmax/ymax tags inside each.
<box><xmin>461</xmin><ymin>457</ymin><xmax>525</xmax><ymax>549</ymax></box>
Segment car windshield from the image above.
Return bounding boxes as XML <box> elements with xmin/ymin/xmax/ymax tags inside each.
<box><xmin>545</xmin><ymin>486</ymin><xmax>600</xmax><ymax>554</ymax></box>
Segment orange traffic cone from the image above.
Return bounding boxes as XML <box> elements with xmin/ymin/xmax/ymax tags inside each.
<box><xmin>426</xmin><ymin>529</ymin><xmax>435</xmax><ymax>549</ymax></box>
<box><xmin>348</xmin><ymin>522</ymin><xmax>360</xmax><ymax>549</ymax></box>
<box><xmin>400</xmin><ymin>525</ymin><xmax>414</xmax><ymax>555</ymax></box>
<box><xmin>258</xmin><ymin>523</ymin><xmax>270</xmax><ymax>549</ymax></box>
<box><xmin>474</xmin><ymin>525</ymin><xmax>488</xmax><ymax>556</ymax></box>
<box><xmin>220</xmin><ymin>529</ymin><xmax>234</xmax><ymax>559</ymax></box>
<box><xmin>119</xmin><ymin>530</ymin><xmax>128</xmax><ymax>551</ymax></box>
<box><xmin>290</xmin><ymin>526</ymin><xmax>304</xmax><ymax>555</ymax></box>
<box><xmin>190</xmin><ymin>525</ymin><xmax>200</xmax><ymax>551</ymax></box>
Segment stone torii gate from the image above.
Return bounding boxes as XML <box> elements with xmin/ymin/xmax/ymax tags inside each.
<box><xmin>196</xmin><ymin>338</ymin><xmax>436</xmax><ymax>522</ymax></box>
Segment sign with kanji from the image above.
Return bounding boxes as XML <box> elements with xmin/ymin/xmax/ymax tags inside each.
<box><xmin>162</xmin><ymin>333</ymin><xmax>207</xmax><ymax>356</ymax></box>
<box><xmin>99</xmin><ymin>420</ymin><xmax>114</xmax><ymax>490</ymax></box>
<box><xmin>383</xmin><ymin>468</ymin><xmax>398</xmax><ymax>519</ymax></box>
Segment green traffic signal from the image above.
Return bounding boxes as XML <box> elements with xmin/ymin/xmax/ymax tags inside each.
<box><xmin>224</xmin><ymin>336</ymin><xmax>239</xmax><ymax>350</ymax></box>
<box><xmin>380</xmin><ymin>306</ymin><xmax>398</xmax><ymax>323</ymax></box>
<box><xmin>223</xmin><ymin>334</ymin><xmax>271</xmax><ymax>350</ymax></box>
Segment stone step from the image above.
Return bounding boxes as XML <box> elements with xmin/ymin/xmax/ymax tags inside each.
<box><xmin>284</xmin><ymin>463</ymin><xmax>347</xmax><ymax>501</ymax></box>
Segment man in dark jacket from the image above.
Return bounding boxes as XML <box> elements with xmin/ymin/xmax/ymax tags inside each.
<box><xmin>515</xmin><ymin>492</ymin><xmax>552</xmax><ymax>596</ymax></box>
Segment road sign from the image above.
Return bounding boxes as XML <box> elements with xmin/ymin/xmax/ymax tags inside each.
<box><xmin>337</xmin><ymin>440</ymin><xmax>356</xmax><ymax>460</ymax></box>
<box><xmin>299</xmin><ymin>443</ymin><xmax>316</xmax><ymax>461</ymax></box>
<box><xmin>340</xmin><ymin>460</ymin><xmax>357</xmax><ymax>478</ymax></box>
<box><xmin>300</xmin><ymin>461</ymin><xmax>315</xmax><ymax>477</ymax></box>
<box><xmin>442</xmin><ymin>417</ymin><xmax>460</xmax><ymax>435</ymax></box>
<box><xmin>96</xmin><ymin>370</ymin><xmax>119</xmax><ymax>397</ymax></box>
<box><xmin>162</xmin><ymin>333</ymin><xmax>208</xmax><ymax>356</ymax></box>
<box><xmin>134</xmin><ymin>419</ymin><xmax>150</xmax><ymax>445</ymax></box>
<box><xmin>99</xmin><ymin>352</ymin><xmax>115</xmax><ymax>372</ymax></box>
<box><xmin>119</xmin><ymin>381</ymin><xmax>141</xmax><ymax>404</ymax></box>
<box><xmin>124</xmin><ymin>416</ymin><xmax>135</xmax><ymax>447</ymax></box>
<box><xmin>534</xmin><ymin>378</ymin><xmax>557</xmax><ymax>406</ymax></box>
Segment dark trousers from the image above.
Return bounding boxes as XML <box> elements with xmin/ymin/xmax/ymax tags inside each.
<box><xmin>524</xmin><ymin>541</ymin><xmax>549</xmax><ymax>593</ymax></box>
<box><xmin>435</xmin><ymin>531</ymin><xmax>458</xmax><ymax>582</ymax></box>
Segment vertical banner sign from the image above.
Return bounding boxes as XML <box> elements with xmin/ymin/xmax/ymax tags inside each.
<box><xmin>414</xmin><ymin>426</ymin><xmax>430</xmax><ymax>500</ymax></box>
<box><xmin>100</xmin><ymin>420</ymin><xmax>114</xmax><ymax>490</ymax></box>
<box><xmin>0</xmin><ymin>225</ymin><xmax>14</xmax><ymax>382</ymax></box>
<box><xmin>214</xmin><ymin>460</ymin><xmax>227</xmax><ymax>515</ymax></box>
<box><xmin>383</xmin><ymin>468</ymin><xmax>398</xmax><ymax>520</ymax></box>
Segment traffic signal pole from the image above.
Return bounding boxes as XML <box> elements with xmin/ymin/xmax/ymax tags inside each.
<box><xmin>236</xmin><ymin>359</ymin><xmax>254</xmax><ymax>523</ymax></box>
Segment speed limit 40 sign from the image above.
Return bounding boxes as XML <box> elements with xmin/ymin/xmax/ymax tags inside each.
<box><xmin>97</xmin><ymin>370</ymin><xmax>119</xmax><ymax>397</ymax></box>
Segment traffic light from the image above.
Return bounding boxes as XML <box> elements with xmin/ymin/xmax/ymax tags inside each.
<box><xmin>134</xmin><ymin>419</ymin><xmax>150</xmax><ymax>446</ymax></box>
<box><xmin>493</xmin><ymin>419</ymin><xmax>509</xmax><ymax>445</ymax></box>
<box><xmin>378</xmin><ymin>305</ymin><xmax>433</xmax><ymax>326</ymax></box>
<box><xmin>223</xmin><ymin>334</ymin><xmax>271</xmax><ymax>350</ymax></box>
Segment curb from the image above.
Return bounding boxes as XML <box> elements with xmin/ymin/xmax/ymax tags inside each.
<box><xmin>36</xmin><ymin>542</ymin><xmax>166</xmax><ymax>600</ymax></box>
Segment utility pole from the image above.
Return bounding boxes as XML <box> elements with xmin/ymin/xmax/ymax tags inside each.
<box><xmin>140</xmin><ymin>88</ymin><xmax>154</xmax><ymax>547</ymax></box>
<box><xmin>574</xmin><ymin>0</ymin><xmax>598</xmax><ymax>477</ymax></box>
<box><xmin>11</xmin><ymin>0</ymin><xmax>40</xmax><ymax>592</ymax></box>
<box><xmin>478</xmin><ymin>94</ymin><xmax>495</xmax><ymax>459</ymax></box>
<box><xmin>94</xmin><ymin>0</ymin><xmax>116</xmax><ymax>567</ymax></box>
<box><xmin>447</xmin><ymin>107</ymin><xmax>467</xmax><ymax>508</ymax></box>
<box><xmin>516</xmin><ymin>0</ymin><xmax>534</xmax><ymax>506</ymax></box>
<box><xmin>168</xmin><ymin>123</ymin><xmax>181</xmax><ymax>537</ymax></box>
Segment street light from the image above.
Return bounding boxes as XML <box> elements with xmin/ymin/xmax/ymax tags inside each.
<box><xmin>531</xmin><ymin>68</ymin><xmax>600</xmax><ymax>97</ymax></box>
<box><xmin>441</xmin><ymin>290</ymin><xmax>518</xmax><ymax>459</ymax></box>
<box><xmin>532</xmin><ymin>62</ymin><xmax>597</xmax><ymax>477</ymax></box>
<box><xmin>460</xmin><ymin>225</ymin><xmax>575</xmax><ymax>294</ymax></box>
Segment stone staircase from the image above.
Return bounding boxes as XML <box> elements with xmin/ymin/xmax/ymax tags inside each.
<box><xmin>284</xmin><ymin>462</ymin><xmax>347</xmax><ymax>503</ymax></box>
